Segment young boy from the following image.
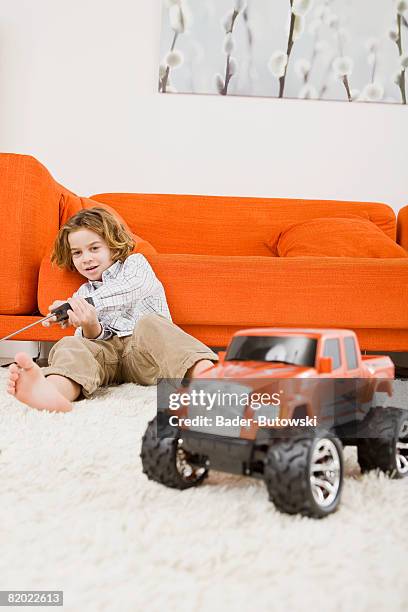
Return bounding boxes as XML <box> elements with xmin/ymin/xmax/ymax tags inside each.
<box><xmin>6</xmin><ymin>207</ymin><xmax>218</xmax><ymax>412</ymax></box>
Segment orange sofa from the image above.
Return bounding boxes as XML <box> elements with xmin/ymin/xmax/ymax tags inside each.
<box><xmin>1</xmin><ymin>152</ymin><xmax>408</xmax><ymax>351</ymax></box>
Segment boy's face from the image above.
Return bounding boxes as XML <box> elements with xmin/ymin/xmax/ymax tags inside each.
<box><xmin>68</xmin><ymin>229</ymin><xmax>114</xmax><ymax>281</ymax></box>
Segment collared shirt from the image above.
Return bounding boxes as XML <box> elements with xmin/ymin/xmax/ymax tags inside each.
<box><xmin>73</xmin><ymin>254</ymin><xmax>171</xmax><ymax>340</ymax></box>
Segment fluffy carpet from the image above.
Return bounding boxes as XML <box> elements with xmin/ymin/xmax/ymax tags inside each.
<box><xmin>0</xmin><ymin>369</ymin><xmax>407</xmax><ymax>612</ymax></box>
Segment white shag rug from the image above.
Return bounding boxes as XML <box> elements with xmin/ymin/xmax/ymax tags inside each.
<box><xmin>0</xmin><ymin>369</ymin><xmax>407</xmax><ymax>612</ymax></box>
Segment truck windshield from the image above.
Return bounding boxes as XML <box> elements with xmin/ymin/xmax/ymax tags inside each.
<box><xmin>225</xmin><ymin>336</ymin><xmax>317</xmax><ymax>367</ymax></box>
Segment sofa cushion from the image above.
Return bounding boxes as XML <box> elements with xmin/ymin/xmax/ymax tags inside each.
<box><xmin>266</xmin><ymin>213</ymin><xmax>368</xmax><ymax>254</ymax></box>
<box><xmin>90</xmin><ymin>193</ymin><xmax>397</xmax><ymax>256</ymax></box>
<box><xmin>59</xmin><ymin>194</ymin><xmax>156</xmax><ymax>256</ymax></box>
<box><xmin>268</xmin><ymin>217</ymin><xmax>408</xmax><ymax>258</ymax></box>
<box><xmin>38</xmin><ymin>253</ymin><xmax>408</xmax><ymax>330</ymax></box>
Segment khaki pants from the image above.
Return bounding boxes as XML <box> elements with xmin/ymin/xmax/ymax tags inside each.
<box><xmin>41</xmin><ymin>314</ymin><xmax>218</xmax><ymax>397</ymax></box>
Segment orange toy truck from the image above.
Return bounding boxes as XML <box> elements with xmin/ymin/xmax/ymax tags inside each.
<box><xmin>141</xmin><ymin>329</ymin><xmax>408</xmax><ymax>518</ymax></box>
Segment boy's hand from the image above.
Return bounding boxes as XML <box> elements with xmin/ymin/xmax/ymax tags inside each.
<box><xmin>42</xmin><ymin>300</ymin><xmax>67</xmax><ymax>328</ymax></box>
<box><xmin>66</xmin><ymin>297</ymin><xmax>102</xmax><ymax>339</ymax></box>
<box><xmin>66</xmin><ymin>297</ymin><xmax>98</xmax><ymax>327</ymax></box>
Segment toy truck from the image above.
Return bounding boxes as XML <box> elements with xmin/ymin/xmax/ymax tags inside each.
<box><xmin>141</xmin><ymin>329</ymin><xmax>408</xmax><ymax>518</ymax></box>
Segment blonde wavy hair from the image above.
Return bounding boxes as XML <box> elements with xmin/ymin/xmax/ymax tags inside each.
<box><xmin>51</xmin><ymin>207</ymin><xmax>135</xmax><ymax>271</ymax></box>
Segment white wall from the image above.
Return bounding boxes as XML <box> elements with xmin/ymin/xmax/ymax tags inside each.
<box><xmin>0</xmin><ymin>0</ymin><xmax>407</xmax><ymax>213</ymax></box>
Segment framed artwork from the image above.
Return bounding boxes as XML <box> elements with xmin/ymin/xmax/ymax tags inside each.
<box><xmin>159</xmin><ymin>0</ymin><xmax>408</xmax><ymax>104</ymax></box>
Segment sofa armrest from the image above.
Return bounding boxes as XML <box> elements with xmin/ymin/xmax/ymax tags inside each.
<box><xmin>0</xmin><ymin>154</ymin><xmax>64</xmax><ymax>314</ymax></box>
<box><xmin>397</xmin><ymin>205</ymin><xmax>408</xmax><ymax>251</ymax></box>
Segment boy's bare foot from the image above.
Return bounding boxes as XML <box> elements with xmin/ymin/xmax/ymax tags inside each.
<box><xmin>7</xmin><ymin>352</ymin><xmax>72</xmax><ymax>412</ymax></box>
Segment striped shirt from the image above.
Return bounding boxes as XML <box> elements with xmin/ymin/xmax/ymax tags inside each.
<box><xmin>73</xmin><ymin>254</ymin><xmax>171</xmax><ymax>340</ymax></box>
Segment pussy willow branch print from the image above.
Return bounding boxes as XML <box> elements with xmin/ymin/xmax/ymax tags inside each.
<box><xmin>159</xmin><ymin>0</ymin><xmax>408</xmax><ymax>104</ymax></box>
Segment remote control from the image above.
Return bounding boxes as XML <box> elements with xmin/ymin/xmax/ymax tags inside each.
<box><xmin>50</xmin><ymin>296</ymin><xmax>95</xmax><ymax>322</ymax></box>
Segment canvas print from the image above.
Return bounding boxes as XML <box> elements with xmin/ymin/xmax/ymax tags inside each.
<box><xmin>159</xmin><ymin>0</ymin><xmax>408</xmax><ymax>104</ymax></box>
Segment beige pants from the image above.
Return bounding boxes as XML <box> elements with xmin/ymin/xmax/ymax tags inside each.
<box><xmin>42</xmin><ymin>314</ymin><xmax>218</xmax><ymax>397</ymax></box>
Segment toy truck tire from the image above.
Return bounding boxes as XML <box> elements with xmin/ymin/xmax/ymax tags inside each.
<box><xmin>357</xmin><ymin>406</ymin><xmax>408</xmax><ymax>478</ymax></box>
<box><xmin>264</xmin><ymin>431</ymin><xmax>344</xmax><ymax>518</ymax></box>
<box><xmin>140</xmin><ymin>417</ymin><xmax>209</xmax><ymax>489</ymax></box>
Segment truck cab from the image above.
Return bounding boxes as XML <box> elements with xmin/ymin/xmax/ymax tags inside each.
<box><xmin>221</xmin><ymin>328</ymin><xmax>394</xmax><ymax>379</ymax></box>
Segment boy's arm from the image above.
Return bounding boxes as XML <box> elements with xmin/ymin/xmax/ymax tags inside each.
<box><xmin>72</xmin><ymin>285</ymin><xmax>113</xmax><ymax>340</ymax></box>
<box><xmin>75</xmin><ymin>324</ymin><xmax>113</xmax><ymax>340</ymax></box>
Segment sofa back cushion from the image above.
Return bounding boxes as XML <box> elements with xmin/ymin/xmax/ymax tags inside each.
<box><xmin>59</xmin><ymin>193</ymin><xmax>157</xmax><ymax>256</ymax></box>
<box><xmin>89</xmin><ymin>193</ymin><xmax>397</xmax><ymax>256</ymax></box>
<box><xmin>268</xmin><ymin>217</ymin><xmax>408</xmax><ymax>258</ymax></box>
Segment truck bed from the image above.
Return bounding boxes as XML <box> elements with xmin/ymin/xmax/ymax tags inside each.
<box><xmin>361</xmin><ymin>354</ymin><xmax>394</xmax><ymax>377</ymax></box>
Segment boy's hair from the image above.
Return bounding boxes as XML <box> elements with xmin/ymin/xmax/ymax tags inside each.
<box><xmin>51</xmin><ymin>207</ymin><xmax>135</xmax><ymax>271</ymax></box>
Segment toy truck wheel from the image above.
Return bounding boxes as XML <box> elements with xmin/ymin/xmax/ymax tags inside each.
<box><xmin>264</xmin><ymin>432</ymin><xmax>343</xmax><ymax>518</ymax></box>
<box><xmin>357</xmin><ymin>407</ymin><xmax>408</xmax><ymax>478</ymax></box>
<box><xmin>140</xmin><ymin>417</ymin><xmax>209</xmax><ymax>489</ymax></box>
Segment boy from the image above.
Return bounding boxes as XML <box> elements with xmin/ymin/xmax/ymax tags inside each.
<box><xmin>7</xmin><ymin>207</ymin><xmax>218</xmax><ymax>412</ymax></box>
